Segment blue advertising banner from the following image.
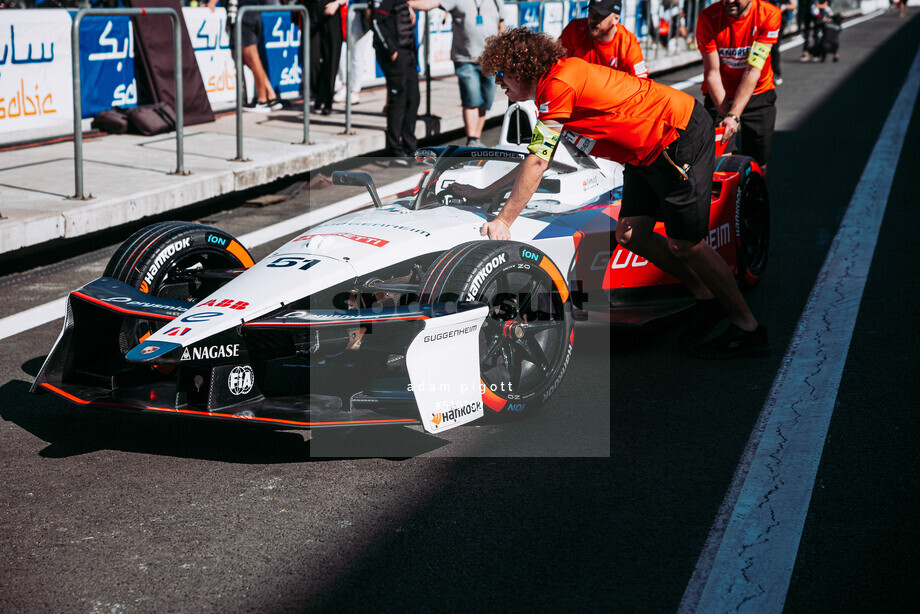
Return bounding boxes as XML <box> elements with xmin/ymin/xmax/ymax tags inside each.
<box><xmin>78</xmin><ymin>16</ymin><xmax>137</xmax><ymax>118</ymax></box>
<box><xmin>519</xmin><ymin>2</ymin><xmax>542</xmax><ymax>32</ymax></box>
<box><xmin>569</xmin><ymin>1</ymin><xmax>589</xmax><ymax>20</ymax></box>
<box><xmin>260</xmin><ymin>12</ymin><xmax>302</xmax><ymax>97</ymax></box>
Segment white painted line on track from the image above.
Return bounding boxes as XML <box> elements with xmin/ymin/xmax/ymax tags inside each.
<box><xmin>680</xmin><ymin>42</ymin><xmax>920</xmax><ymax>614</ymax></box>
<box><xmin>0</xmin><ymin>175</ymin><xmax>421</xmax><ymax>343</ymax></box>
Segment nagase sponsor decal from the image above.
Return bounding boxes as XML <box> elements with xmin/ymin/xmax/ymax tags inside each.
<box><xmin>467</xmin><ymin>253</ymin><xmax>507</xmax><ymax>300</ymax></box>
<box><xmin>430</xmin><ymin>401</ymin><xmax>482</xmax><ymax>427</ymax></box>
<box><xmin>424</xmin><ymin>325</ymin><xmax>477</xmax><ymax>343</ymax></box>
<box><xmin>198</xmin><ymin>298</ymin><xmax>250</xmax><ymax>310</ymax></box>
<box><xmin>181</xmin><ymin>344</ymin><xmax>241</xmax><ymax>361</ymax></box>
<box><xmin>99</xmin><ymin>296</ymin><xmax>188</xmax><ymax>313</ymax></box>
<box><xmin>294</xmin><ymin>233</ymin><xmax>390</xmax><ymax>247</ymax></box>
<box><xmin>143</xmin><ymin>237</ymin><xmax>192</xmax><ymax>287</ymax></box>
<box><xmin>228</xmin><ymin>365</ymin><xmax>254</xmax><ymax>395</ymax></box>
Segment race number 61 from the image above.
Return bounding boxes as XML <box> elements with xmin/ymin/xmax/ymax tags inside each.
<box><xmin>267</xmin><ymin>257</ymin><xmax>321</xmax><ymax>270</ymax></box>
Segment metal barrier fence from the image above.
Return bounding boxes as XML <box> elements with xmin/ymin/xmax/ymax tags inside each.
<box><xmin>70</xmin><ymin>7</ymin><xmax>184</xmax><ymax>200</ymax></box>
<box><xmin>233</xmin><ymin>5</ymin><xmax>309</xmax><ymax>161</ymax></box>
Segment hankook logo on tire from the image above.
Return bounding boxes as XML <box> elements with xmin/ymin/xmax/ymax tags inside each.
<box><xmin>467</xmin><ymin>253</ymin><xmax>507</xmax><ymax>300</ymax></box>
<box><xmin>228</xmin><ymin>365</ymin><xmax>254</xmax><ymax>395</ymax></box>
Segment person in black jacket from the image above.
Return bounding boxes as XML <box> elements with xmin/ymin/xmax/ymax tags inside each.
<box><xmin>370</xmin><ymin>0</ymin><xmax>421</xmax><ymax>166</ymax></box>
<box><xmin>315</xmin><ymin>0</ymin><xmax>347</xmax><ymax>115</ymax></box>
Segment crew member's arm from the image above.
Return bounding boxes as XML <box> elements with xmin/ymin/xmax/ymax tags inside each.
<box><xmin>370</xmin><ymin>0</ymin><xmax>399</xmax><ymax>60</ymax></box>
<box><xmin>325</xmin><ymin>0</ymin><xmax>347</xmax><ymax>16</ymax></box>
<box><xmin>451</xmin><ymin>165</ymin><xmax>521</xmax><ymax>200</ymax></box>
<box><xmin>719</xmin><ymin>63</ymin><xmax>761</xmax><ymax>140</ymax></box>
<box><xmin>407</xmin><ymin>0</ymin><xmax>442</xmax><ymax>10</ymax></box>
<box><xmin>626</xmin><ymin>35</ymin><xmax>648</xmax><ymax>78</ymax></box>
<box><xmin>701</xmin><ymin>49</ymin><xmax>727</xmax><ymax>113</ymax></box>
<box><xmin>480</xmin><ymin>119</ymin><xmax>564</xmax><ymax>240</ymax></box>
<box><xmin>720</xmin><ymin>40</ymin><xmax>771</xmax><ymax>141</ymax></box>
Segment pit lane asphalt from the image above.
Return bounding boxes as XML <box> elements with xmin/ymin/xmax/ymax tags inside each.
<box><xmin>1</xmin><ymin>10</ymin><xmax>918</xmax><ymax>613</ymax></box>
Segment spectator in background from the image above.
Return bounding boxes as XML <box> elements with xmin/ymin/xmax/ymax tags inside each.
<box><xmin>798</xmin><ymin>0</ymin><xmax>817</xmax><ymax>61</ymax></box>
<box><xmin>370</xmin><ymin>0</ymin><xmax>421</xmax><ymax>166</ymax></box>
<box><xmin>408</xmin><ymin>0</ymin><xmax>505</xmax><ymax>147</ymax></box>
<box><xmin>697</xmin><ymin>0</ymin><xmax>781</xmax><ymax>180</ymax></box>
<box><xmin>809</xmin><ymin>0</ymin><xmax>831</xmax><ymax>59</ymax></box>
<box><xmin>817</xmin><ymin>12</ymin><xmax>842</xmax><ymax>62</ymax></box>
<box><xmin>315</xmin><ymin>0</ymin><xmax>347</xmax><ymax>115</ymax></box>
<box><xmin>560</xmin><ymin>0</ymin><xmax>648</xmax><ymax>79</ymax></box>
<box><xmin>334</xmin><ymin>1</ymin><xmax>374</xmax><ymax>105</ymax></box>
<box><xmin>766</xmin><ymin>0</ymin><xmax>795</xmax><ymax>84</ymax></box>
<box><xmin>209</xmin><ymin>0</ymin><xmax>283</xmax><ymax>113</ymax></box>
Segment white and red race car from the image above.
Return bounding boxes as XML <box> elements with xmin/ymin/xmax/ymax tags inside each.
<box><xmin>32</xmin><ymin>103</ymin><xmax>769</xmax><ymax>433</ymax></box>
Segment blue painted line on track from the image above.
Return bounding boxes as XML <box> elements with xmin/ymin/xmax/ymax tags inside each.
<box><xmin>681</xmin><ymin>41</ymin><xmax>920</xmax><ymax>614</ymax></box>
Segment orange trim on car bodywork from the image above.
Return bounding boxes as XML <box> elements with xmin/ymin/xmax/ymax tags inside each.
<box><xmin>39</xmin><ymin>383</ymin><xmax>418</xmax><ymax>427</ymax></box>
<box><xmin>70</xmin><ymin>292</ymin><xmax>178</xmax><ymax>320</ymax></box>
<box><xmin>245</xmin><ymin>314</ymin><xmax>428</xmax><ymax>327</ymax></box>
<box><xmin>40</xmin><ymin>383</ymin><xmax>92</xmax><ymax>404</ymax></box>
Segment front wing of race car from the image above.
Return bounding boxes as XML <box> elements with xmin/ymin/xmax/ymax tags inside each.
<box><xmin>32</xmin><ymin>278</ymin><xmax>488</xmax><ymax>433</ymax></box>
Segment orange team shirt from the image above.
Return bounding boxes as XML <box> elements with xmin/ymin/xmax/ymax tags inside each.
<box><xmin>559</xmin><ymin>18</ymin><xmax>649</xmax><ymax>78</ymax></box>
<box><xmin>536</xmin><ymin>58</ymin><xmax>695</xmax><ymax>166</ymax></box>
<box><xmin>696</xmin><ymin>0</ymin><xmax>782</xmax><ymax>97</ymax></box>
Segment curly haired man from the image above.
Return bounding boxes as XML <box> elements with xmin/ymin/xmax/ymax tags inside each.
<box><xmin>476</xmin><ymin>27</ymin><xmax>767</xmax><ymax>357</ymax></box>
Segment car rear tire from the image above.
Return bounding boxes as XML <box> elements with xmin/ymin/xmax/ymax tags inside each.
<box><xmin>104</xmin><ymin>222</ymin><xmax>254</xmax><ymax>301</ymax></box>
<box><xmin>420</xmin><ymin>241</ymin><xmax>574</xmax><ymax>419</ymax></box>
<box><xmin>718</xmin><ymin>156</ymin><xmax>770</xmax><ymax>289</ymax></box>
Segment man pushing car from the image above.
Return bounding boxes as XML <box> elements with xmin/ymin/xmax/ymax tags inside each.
<box><xmin>476</xmin><ymin>27</ymin><xmax>768</xmax><ymax>358</ymax></box>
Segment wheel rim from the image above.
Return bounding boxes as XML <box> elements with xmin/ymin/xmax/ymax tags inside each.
<box><xmin>150</xmin><ymin>248</ymin><xmax>243</xmax><ymax>302</ymax></box>
<box><xmin>738</xmin><ymin>177</ymin><xmax>770</xmax><ymax>275</ymax></box>
<box><xmin>476</xmin><ymin>267</ymin><xmax>568</xmax><ymax>400</ymax></box>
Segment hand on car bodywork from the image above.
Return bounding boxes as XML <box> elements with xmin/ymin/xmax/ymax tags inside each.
<box><xmin>480</xmin><ymin>218</ymin><xmax>512</xmax><ymax>240</ymax></box>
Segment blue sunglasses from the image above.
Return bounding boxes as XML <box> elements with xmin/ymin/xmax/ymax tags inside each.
<box><xmin>496</xmin><ymin>71</ymin><xmax>505</xmax><ymax>78</ymax></box>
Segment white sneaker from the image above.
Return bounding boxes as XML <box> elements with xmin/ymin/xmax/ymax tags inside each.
<box><xmin>774</xmin><ymin>76</ymin><xmax>783</xmax><ymax>85</ymax></box>
<box><xmin>334</xmin><ymin>89</ymin><xmax>361</xmax><ymax>105</ymax></box>
<box><xmin>243</xmin><ymin>101</ymin><xmax>270</xmax><ymax>114</ymax></box>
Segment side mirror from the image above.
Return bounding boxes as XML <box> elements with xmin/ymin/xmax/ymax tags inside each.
<box><xmin>332</xmin><ymin>171</ymin><xmax>384</xmax><ymax>209</ymax></box>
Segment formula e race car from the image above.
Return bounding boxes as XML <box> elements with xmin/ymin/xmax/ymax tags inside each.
<box><xmin>32</xmin><ymin>102</ymin><xmax>769</xmax><ymax>433</ymax></box>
